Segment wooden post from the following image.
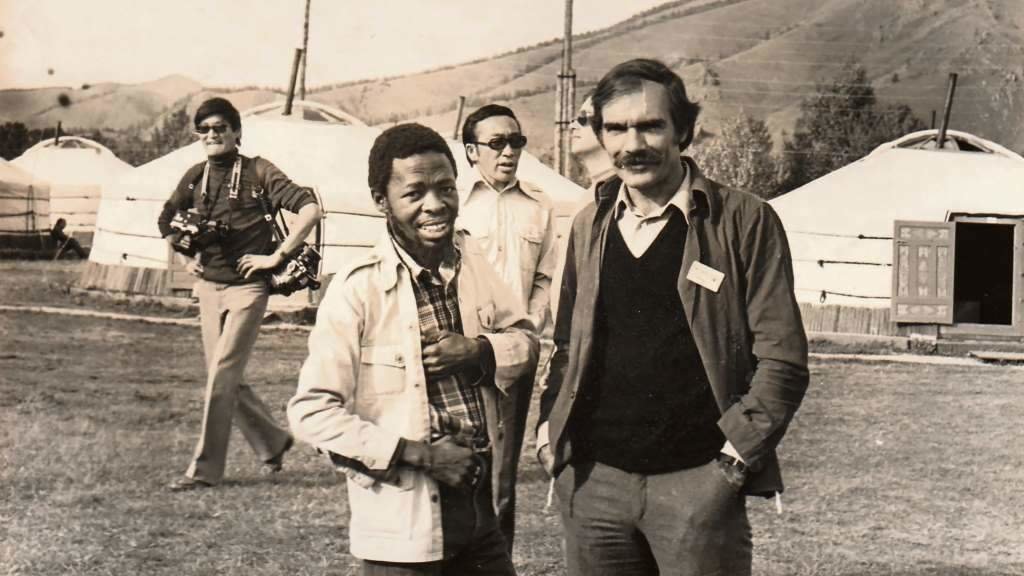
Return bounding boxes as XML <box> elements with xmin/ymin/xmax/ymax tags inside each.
<box><xmin>930</xmin><ymin>110</ymin><xmax>936</xmax><ymax>130</ymax></box>
<box><xmin>299</xmin><ymin>0</ymin><xmax>311</xmax><ymax>100</ymax></box>
<box><xmin>453</xmin><ymin>96</ymin><xmax>467</xmax><ymax>140</ymax></box>
<box><xmin>55</xmin><ymin>121</ymin><xmax>62</xmax><ymax>145</ymax></box>
<box><xmin>27</xmin><ymin>185</ymin><xmax>34</xmax><ymax>237</ymax></box>
<box><xmin>553</xmin><ymin>0</ymin><xmax>575</xmax><ymax>176</ymax></box>
<box><xmin>936</xmin><ymin>73</ymin><xmax>958</xmax><ymax>149</ymax></box>
<box><xmin>563</xmin><ymin>71</ymin><xmax>576</xmax><ymax>175</ymax></box>
<box><xmin>557</xmin><ymin>78</ymin><xmax>565</xmax><ymax>170</ymax></box>
<box><xmin>284</xmin><ymin>48</ymin><xmax>304</xmax><ymax>116</ymax></box>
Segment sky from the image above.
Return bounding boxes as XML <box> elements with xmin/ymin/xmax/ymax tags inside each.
<box><xmin>0</xmin><ymin>0</ymin><xmax>669</xmax><ymax>90</ymax></box>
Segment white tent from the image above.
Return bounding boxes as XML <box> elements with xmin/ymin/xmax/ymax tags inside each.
<box><xmin>0</xmin><ymin>158</ymin><xmax>50</xmax><ymax>234</ymax></box>
<box><xmin>86</xmin><ymin>100</ymin><xmax>586</xmax><ymax>300</ymax></box>
<box><xmin>770</xmin><ymin>129</ymin><xmax>1024</xmax><ymax>310</ymax></box>
<box><xmin>12</xmin><ymin>136</ymin><xmax>131</xmax><ymax>243</ymax></box>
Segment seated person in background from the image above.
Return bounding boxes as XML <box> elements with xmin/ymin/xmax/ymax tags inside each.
<box><xmin>50</xmin><ymin>218</ymin><xmax>88</xmax><ymax>259</ymax></box>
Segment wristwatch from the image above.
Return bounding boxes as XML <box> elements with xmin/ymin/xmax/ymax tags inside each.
<box><xmin>716</xmin><ymin>453</ymin><xmax>748</xmax><ymax>491</ymax></box>
<box><xmin>717</xmin><ymin>452</ymin><xmax>747</xmax><ymax>473</ymax></box>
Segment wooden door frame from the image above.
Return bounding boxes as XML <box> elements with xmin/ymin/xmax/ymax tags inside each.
<box><xmin>940</xmin><ymin>215</ymin><xmax>1024</xmax><ymax>338</ymax></box>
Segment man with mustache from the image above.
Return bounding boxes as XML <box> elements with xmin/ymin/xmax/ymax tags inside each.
<box><xmin>288</xmin><ymin>123</ymin><xmax>538</xmax><ymax>575</ymax></box>
<box><xmin>459</xmin><ymin>104</ymin><xmax>556</xmax><ymax>552</ymax></box>
<box><xmin>536</xmin><ymin>59</ymin><xmax>809</xmax><ymax>575</ymax></box>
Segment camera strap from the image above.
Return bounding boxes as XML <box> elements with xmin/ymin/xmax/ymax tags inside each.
<box><xmin>253</xmin><ymin>185</ymin><xmax>289</xmax><ymax>243</ymax></box>
<box><xmin>198</xmin><ymin>155</ymin><xmax>243</xmax><ymax>217</ymax></box>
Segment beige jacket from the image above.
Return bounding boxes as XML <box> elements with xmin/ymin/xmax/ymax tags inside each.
<box><xmin>287</xmin><ymin>231</ymin><xmax>538</xmax><ymax>562</ymax></box>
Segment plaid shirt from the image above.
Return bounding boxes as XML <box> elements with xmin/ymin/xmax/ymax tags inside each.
<box><xmin>391</xmin><ymin>236</ymin><xmax>489</xmax><ymax>450</ymax></box>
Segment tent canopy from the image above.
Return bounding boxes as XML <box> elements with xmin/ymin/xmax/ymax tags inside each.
<box><xmin>91</xmin><ymin>102</ymin><xmax>586</xmax><ymax>277</ymax></box>
<box><xmin>12</xmin><ymin>136</ymin><xmax>131</xmax><ymax>235</ymax></box>
<box><xmin>770</xmin><ymin>129</ymin><xmax>1024</xmax><ymax>307</ymax></box>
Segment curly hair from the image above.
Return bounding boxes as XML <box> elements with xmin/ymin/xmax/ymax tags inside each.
<box><xmin>367</xmin><ymin>123</ymin><xmax>458</xmax><ymax>198</ymax></box>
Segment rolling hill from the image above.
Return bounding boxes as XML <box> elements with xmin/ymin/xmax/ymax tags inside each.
<box><xmin>4</xmin><ymin>0</ymin><xmax>1023</xmax><ymax>155</ymax></box>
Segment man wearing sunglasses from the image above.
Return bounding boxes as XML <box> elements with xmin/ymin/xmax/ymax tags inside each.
<box><xmin>459</xmin><ymin>104</ymin><xmax>556</xmax><ymax>553</ymax></box>
<box><xmin>158</xmin><ymin>97</ymin><xmax>322</xmax><ymax>491</ymax></box>
<box><xmin>536</xmin><ymin>59</ymin><xmax>808</xmax><ymax>575</ymax></box>
<box><xmin>569</xmin><ymin>95</ymin><xmax>615</xmax><ymax>188</ymax></box>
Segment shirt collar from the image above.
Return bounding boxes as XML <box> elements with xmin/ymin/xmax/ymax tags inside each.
<box><xmin>387</xmin><ymin>229</ymin><xmax>460</xmax><ymax>288</ymax></box>
<box><xmin>614</xmin><ymin>160</ymin><xmax>693</xmax><ymax>224</ymax></box>
<box><xmin>597</xmin><ymin>157</ymin><xmax>715</xmax><ymax>222</ymax></box>
<box><xmin>465</xmin><ymin>168</ymin><xmax>543</xmax><ymax>204</ymax></box>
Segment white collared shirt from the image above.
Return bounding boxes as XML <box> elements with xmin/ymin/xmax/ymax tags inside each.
<box><xmin>457</xmin><ymin>173</ymin><xmax>557</xmax><ymax>332</ymax></box>
<box><xmin>613</xmin><ymin>164</ymin><xmax>692</xmax><ymax>258</ymax></box>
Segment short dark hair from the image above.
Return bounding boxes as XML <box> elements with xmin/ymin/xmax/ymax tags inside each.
<box><xmin>367</xmin><ymin>123</ymin><xmax>458</xmax><ymax>198</ymax></box>
<box><xmin>590</xmin><ymin>58</ymin><xmax>701</xmax><ymax>151</ymax></box>
<box><xmin>194</xmin><ymin>97</ymin><xmax>241</xmax><ymax>131</ymax></box>
<box><xmin>460</xmin><ymin>104</ymin><xmax>520</xmax><ymax>163</ymax></box>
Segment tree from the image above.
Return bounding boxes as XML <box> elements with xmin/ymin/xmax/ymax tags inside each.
<box><xmin>150</xmin><ymin>107</ymin><xmax>194</xmax><ymax>159</ymax></box>
<box><xmin>780</xmin><ymin>60</ymin><xmax>925</xmax><ymax>192</ymax></box>
<box><xmin>0</xmin><ymin>122</ymin><xmax>32</xmax><ymax>160</ymax></box>
<box><xmin>690</xmin><ymin>113</ymin><xmax>781</xmax><ymax>199</ymax></box>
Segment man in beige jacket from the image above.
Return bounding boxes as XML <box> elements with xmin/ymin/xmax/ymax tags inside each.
<box><xmin>288</xmin><ymin>123</ymin><xmax>538</xmax><ymax>575</ymax></box>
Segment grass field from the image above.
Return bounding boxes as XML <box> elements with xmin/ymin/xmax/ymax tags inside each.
<box><xmin>2</xmin><ymin>262</ymin><xmax>1023</xmax><ymax>575</ymax></box>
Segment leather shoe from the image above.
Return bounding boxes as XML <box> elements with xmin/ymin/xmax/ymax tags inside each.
<box><xmin>168</xmin><ymin>476</ymin><xmax>213</xmax><ymax>492</ymax></box>
<box><xmin>262</xmin><ymin>436</ymin><xmax>294</xmax><ymax>475</ymax></box>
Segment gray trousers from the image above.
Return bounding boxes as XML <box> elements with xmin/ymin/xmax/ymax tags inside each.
<box><xmin>185</xmin><ymin>279</ymin><xmax>290</xmax><ymax>483</ymax></box>
<box><xmin>493</xmin><ymin>364</ymin><xmax>536</xmax><ymax>553</ymax></box>
<box><xmin>556</xmin><ymin>459</ymin><xmax>752</xmax><ymax>576</ymax></box>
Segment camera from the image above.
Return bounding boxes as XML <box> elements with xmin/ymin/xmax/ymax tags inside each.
<box><xmin>268</xmin><ymin>244</ymin><xmax>322</xmax><ymax>296</ymax></box>
<box><xmin>169</xmin><ymin>209</ymin><xmax>229</xmax><ymax>257</ymax></box>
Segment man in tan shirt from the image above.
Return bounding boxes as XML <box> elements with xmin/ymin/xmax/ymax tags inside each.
<box><xmin>459</xmin><ymin>104</ymin><xmax>557</xmax><ymax>552</ymax></box>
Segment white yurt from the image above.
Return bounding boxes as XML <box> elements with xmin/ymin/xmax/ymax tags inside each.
<box><xmin>770</xmin><ymin>129</ymin><xmax>1024</xmax><ymax>337</ymax></box>
<box><xmin>12</xmin><ymin>136</ymin><xmax>131</xmax><ymax>247</ymax></box>
<box><xmin>0</xmin><ymin>158</ymin><xmax>52</xmax><ymax>256</ymax></box>
<box><xmin>85</xmin><ymin>100</ymin><xmax>587</xmax><ymax>307</ymax></box>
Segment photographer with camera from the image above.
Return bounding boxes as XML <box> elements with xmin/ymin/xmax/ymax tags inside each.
<box><xmin>157</xmin><ymin>97</ymin><xmax>322</xmax><ymax>491</ymax></box>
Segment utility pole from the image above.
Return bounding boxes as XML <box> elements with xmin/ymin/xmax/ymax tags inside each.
<box><xmin>936</xmin><ymin>73</ymin><xmax>958</xmax><ymax>149</ymax></box>
<box><xmin>553</xmin><ymin>0</ymin><xmax>575</xmax><ymax>176</ymax></box>
<box><xmin>285</xmin><ymin>48</ymin><xmax>304</xmax><ymax>116</ymax></box>
<box><xmin>453</xmin><ymin>96</ymin><xmax>467</xmax><ymax>139</ymax></box>
<box><xmin>299</xmin><ymin>0</ymin><xmax>311</xmax><ymax>100</ymax></box>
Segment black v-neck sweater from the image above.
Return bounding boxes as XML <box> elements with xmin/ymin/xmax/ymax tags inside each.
<box><xmin>575</xmin><ymin>210</ymin><xmax>724</xmax><ymax>474</ymax></box>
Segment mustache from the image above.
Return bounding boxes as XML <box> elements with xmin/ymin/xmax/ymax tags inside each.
<box><xmin>613</xmin><ymin>150</ymin><xmax>664</xmax><ymax>169</ymax></box>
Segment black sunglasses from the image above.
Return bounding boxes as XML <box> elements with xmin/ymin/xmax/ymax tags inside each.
<box><xmin>194</xmin><ymin>124</ymin><xmax>231</xmax><ymax>135</ymax></box>
<box><xmin>575</xmin><ymin>112</ymin><xmax>591</xmax><ymax>127</ymax></box>
<box><xmin>473</xmin><ymin>134</ymin><xmax>528</xmax><ymax>151</ymax></box>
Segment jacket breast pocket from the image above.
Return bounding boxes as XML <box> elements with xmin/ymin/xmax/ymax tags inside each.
<box><xmin>518</xmin><ymin>226</ymin><xmax>544</xmax><ymax>269</ymax></box>
<box><xmin>477</xmin><ymin>303</ymin><xmax>496</xmax><ymax>330</ymax></box>
<box><xmin>358</xmin><ymin>345</ymin><xmax>407</xmax><ymax>395</ymax></box>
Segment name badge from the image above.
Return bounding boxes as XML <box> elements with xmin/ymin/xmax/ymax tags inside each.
<box><xmin>686</xmin><ymin>261</ymin><xmax>724</xmax><ymax>293</ymax></box>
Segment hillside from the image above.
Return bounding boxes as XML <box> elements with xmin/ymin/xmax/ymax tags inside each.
<box><xmin>1</xmin><ymin>75</ymin><xmax>204</xmax><ymax>130</ymax></box>
<box><xmin>4</xmin><ymin>0</ymin><xmax>1024</xmax><ymax>154</ymax></box>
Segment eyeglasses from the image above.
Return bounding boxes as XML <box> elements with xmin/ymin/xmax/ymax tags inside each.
<box><xmin>473</xmin><ymin>134</ymin><xmax>528</xmax><ymax>151</ymax></box>
<box><xmin>575</xmin><ymin>112</ymin><xmax>591</xmax><ymax>127</ymax></box>
<box><xmin>194</xmin><ymin>124</ymin><xmax>231</xmax><ymax>135</ymax></box>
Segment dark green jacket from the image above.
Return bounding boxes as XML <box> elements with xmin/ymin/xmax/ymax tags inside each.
<box><xmin>538</xmin><ymin>158</ymin><xmax>809</xmax><ymax>497</ymax></box>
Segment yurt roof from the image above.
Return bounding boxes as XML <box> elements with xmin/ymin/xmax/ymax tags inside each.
<box><xmin>242</xmin><ymin>99</ymin><xmax>367</xmax><ymax>125</ymax></box>
<box><xmin>12</xmin><ymin>135</ymin><xmax>132</xmax><ymax>186</ymax></box>
<box><xmin>0</xmin><ymin>157</ymin><xmax>39</xmax><ymax>189</ymax></box>
<box><xmin>770</xmin><ymin>129</ymin><xmax>1024</xmax><ymax>307</ymax></box>
<box><xmin>772</xmin><ymin>129</ymin><xmax>1024</xmax><ymax>238</ymax></box>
